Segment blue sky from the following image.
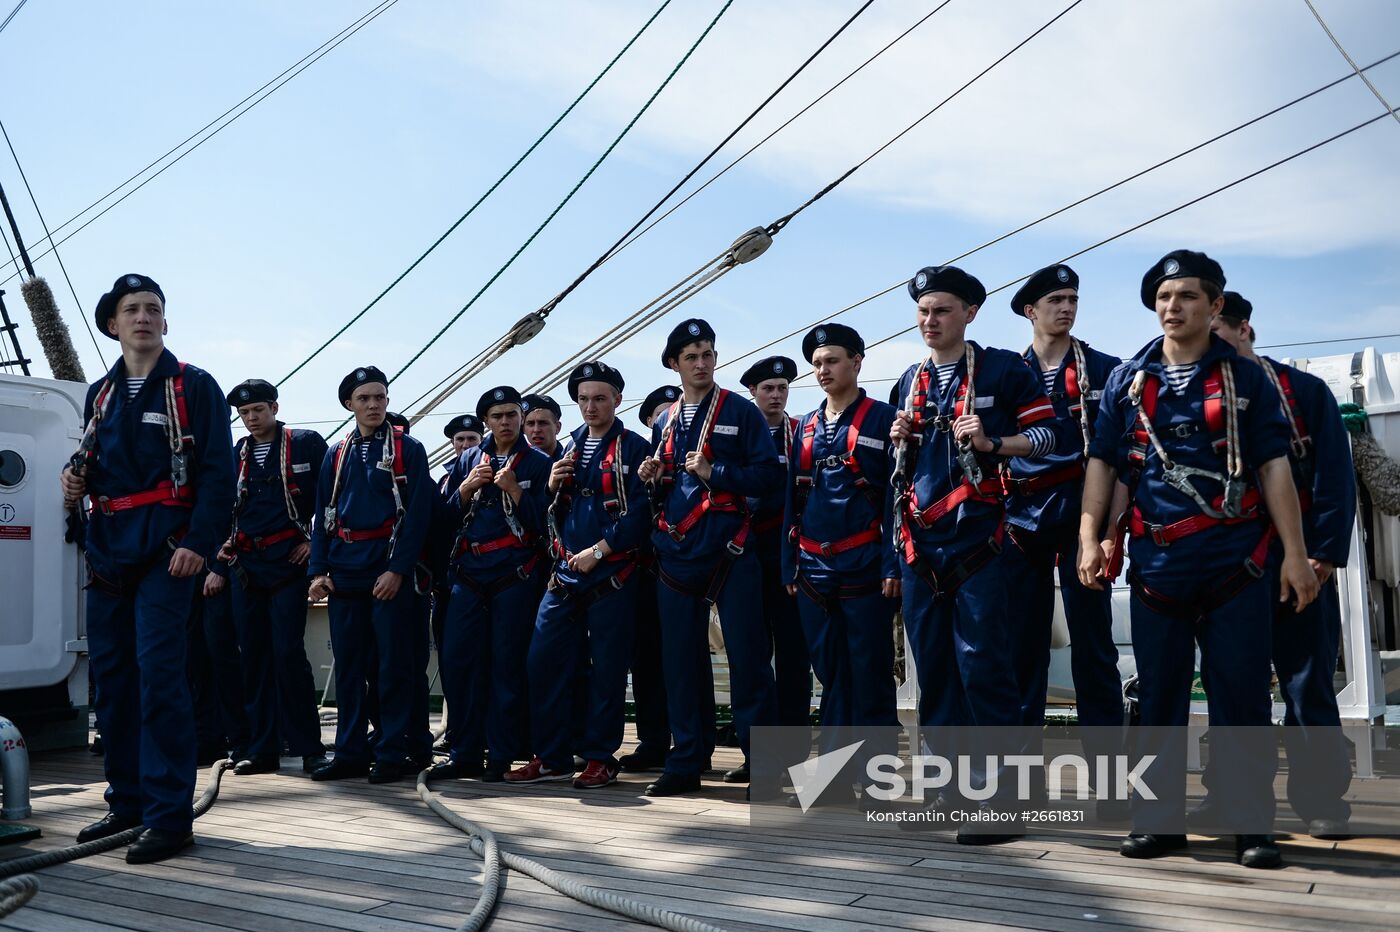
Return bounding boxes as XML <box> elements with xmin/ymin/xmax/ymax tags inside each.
<box><xmin>2</xmin><ymin>0</ymin><xmax>1398</xmax><ymax>447</ymax></box>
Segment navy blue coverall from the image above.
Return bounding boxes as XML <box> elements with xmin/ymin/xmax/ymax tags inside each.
<box><xmin>1002</xmin><ymin>341</ymin><xmax>1124</xmax><ymax>762</ymax></box>
<box><xmin>439</xmin><ymin>436</ymin><xmax>551</xmax><ymax>768</ymax></box>
<box><xmin>309</xmin><ymin>425</ymin><xmax>433</xmax><ymax>768</ymax></box>
<box><xmin>650</xmin><ymin>387</ymin><xmax>783</xmax><ymax>778</ymax></box>
<box><xmin>526</xmin><ymin>421</ymin><xmax>651</xmax><ymax>770</ymax></box>
<box><xmin>81</xmin><ymin>349</ymin><xmax>234</xmax><ymax>833</ymax></box>
<box><xmin>214</xmin><ymin>425</ymin><xmax>328</xmax><ymax>761</ymax></box>
<box><xmin>782</xmin><ymin>391</ymin><xmax>899</xmax><ymax>768</ymax></box>
<box><xmin>1090</xmin><ymin>335</ymin><xmax>1291</xmax><ymax>833</ymax></box>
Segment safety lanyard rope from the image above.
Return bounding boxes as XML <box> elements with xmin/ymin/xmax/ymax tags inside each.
<box><xmin>1069</xmin><ymin>337</ymin><xmax>1092</xmax><ymax>457</ymax></box>
<box><xmin>1258</xmin><ymin>357</ymin><xmax>1308</xmax><ymax>458</ymax></box>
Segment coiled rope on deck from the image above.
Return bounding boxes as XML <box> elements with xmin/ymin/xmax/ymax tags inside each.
<box><xmin>416</xmin><ymin>772</ymin><xmax>728</xmax><ymax>932</ymax></box>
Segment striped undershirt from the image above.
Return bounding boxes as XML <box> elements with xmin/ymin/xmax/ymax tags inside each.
<box><xmin>679</xmin><ymin>402</ymin><xmax>699</xmax><ymax>431</ymax></box>
<box><xmin>1023</xmin><ymin>425</ymin><xmax>1056</xmax><ymax>458</ymax></box>
<box><xmin>1041</xmin><ymin>368</ymin><xmax>1058</xmax><ymax>394</ymax></box>
<box><xmin>251</xmin><ymin>441</ymin><xmax>272</xmax><ymax>467</ymax></box>
<box><xmin>933</xmin><ymin>362</ymin><xmax>959</xmax><ymax>396</ymax></box>
<box><xmin>125</xmin><ymin>377</ymin><xmax>145</xmax><ymax>401</ymax></box>
<box><xmin>1163</xmin><ymin>363</ymin><xmax>1198</xmax><ymax>395</ymax></box>
<box><xmin>578</xmin><ymin>436</ymin><xmax>602</xmax><ymax>470</ymax></box>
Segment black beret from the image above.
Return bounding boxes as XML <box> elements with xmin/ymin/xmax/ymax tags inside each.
<box><xmin>1140</xmin><ymin>249</ymin><xmax>1225</xmax><ymax>309</ymax></box>
<box><xmin>338</xmin><ymin>365</ymin><xmax>389</xmax><ymax>403</ymax></box>
<box><xmin>476</xmin><ymin>385</ymin><xmax>523</xmax><ymax>422</ymax></box>
<box><xmin>908</xmin><ymin>265</ymin><xmax>986</xmax><ymax>307</ymax></box>
<box><xmin>740</xmin><ymin>355</ymin><xmax>797</xmax><ymax>389</ymax></box>
<box><xmin>566</xmin><ymin>361</ymin><xmax>625</xmax><ymax>401</ymax></box>
<box><xmin>662</xmin><ymin>317</ymin><xmax>716</xmax><ymax>365</ymax></box>
<box><xmin>801</xmin><ymin>324</ymin><xmax>864</xmax><ymax>363</ymax></box>
<box><xmin>638</xmin><ymin>385</ymin><xmax>680</xmax><ymax>426</ymax></box>
<box><xmin>94</xmin><ymin>273</ymin><xmax>165</xmax><ymax>340</ymax></box>
<box><xmin>521</xmin><ymin>393</ymin><xmax>563</xmax><ymax>419</ymax></box>
<box><xmin>443</xmin><ymin>414</ymin><xmax>484</xmax><ymax>439</ymax></box>
<box><xmin>1010</xmin><ymin>264</ymin><xmax>1078</xmax><ymax>316</ymax></box>
<box><xmin>226</xmin><ymin>378</ymin><xmax>277</xmax><ymax>408</ymax></box>
<box><xmin>385</xmin><ymin>411</ymin><xmax>410</xmax><ymax>433</ymax></box>
<box><xmin>1221</xmin><ymin>291</ymin><xmax>1253</xmax><ymax>321</ymax></box>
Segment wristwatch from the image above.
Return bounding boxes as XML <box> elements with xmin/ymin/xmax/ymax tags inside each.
<box><xmin>987</xmin><ymin>436</ymin><xmax>1003</xmax><ymax>455</ymax></box>
<box><xmin>591</xmin><ymin>546</ymin><xmax>605</xmax><ymax>561</ymax></box>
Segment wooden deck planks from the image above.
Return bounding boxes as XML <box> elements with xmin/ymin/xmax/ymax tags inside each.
<box><xmin>3</xmin><ymin>737</ymin><xmax>1399</xmax><ymax>932</ymax></box>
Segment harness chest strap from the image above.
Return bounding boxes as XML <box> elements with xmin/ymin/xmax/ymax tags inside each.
<box><xmin>792</xmin><ymin>396</ymin><xmax>883</xmax><ymax>555</ymax></box>
<box><xmin>89</xmin><ymin>363</ymin><xmax>197</xmax><ymax>516</ymax></box>
<box><xmin>752</xmin><ymin>416</ymin><xmax>797</xmax><ymax>536</ymax></box>
<box><xmin>455</xmin><ymin>448</ymin><xmax>533</xmax><ymax>557</ymax></box>
<box><xmin>325</xmin><ymin>426</ymin><xmax>407</xmax><ymax>542</ymax></box>
<box><xmin>656</xmin><ymin>389</ymin><xmax>749</xmax><ymax>544</ymax></box>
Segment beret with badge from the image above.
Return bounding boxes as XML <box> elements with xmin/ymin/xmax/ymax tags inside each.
<box><xmin>638</xmin><ymin>385</ymin><xmax>680</xmax><ymax>426</ymax></box>
<box><xmin>1221</xmin><ymin>291</ymin><xmax>1253</xmax><ymax>321</ymax></box>
<box><xmin>94</xmin><ymin>273</ymin><xmax>165</xmax><ymax>340</ymax></box>
<box><xmin>1010</xmin><ymin>264</ymin><xmax>1078</xmax><ymax>316</ymax></box>
<box><xmin>740</xmin><ymin>355</ymin><xmax>797</xmax><ymax>389</ymax></box>
<box><xmin>521</xmin><ymin>393</ymin><xmax>562</xmax><ymax>420</ymax></box>
<box><xmin>226</xmin><ymin>378</ymin><xmax>277</xmax><ymax>408</ymax></box>
<box><xmin>801</xmin><ymin>323</ymin><xmax>864</xmax><ymax>363</ymax></box>
<box><xmin>338</xmin><ymin>365</ymin><xmax>388</xmax><ymax>404</ymax></box>
<box><xmin>443</xmin><ymin>413</ymin><xmax>485</xmax><ymax>439</ymax></box>
<box><xmin>662</xmin><ymin>317</ymin><xmax>716</xmax><ymax>365</ymax></box>
<box><xmin>476</xmin><ymin>385</ymin><xmax>523</xmax><ymax>422</ymax></box>
<box><xmin>908</xmin><ymin>265</ymin><xmax>987</xmax><ymax>307</ymax></box>
<box><xmin>567</xmin><ymin>360</ymin><xmax>625</xmax><ymax>401</ymax></box>
<box><xmin>1139</xmin><ymin>249</ymin><xmax>1226</xmax><ymax>309</ymax></box>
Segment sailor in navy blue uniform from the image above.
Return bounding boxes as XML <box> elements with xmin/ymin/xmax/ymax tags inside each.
<box><xmin>1201</xmin><ymin>293</ymin><xmax>1356</xmax><ymax>838</ymax></box>
<box><xmin>213</xmin><ymin>378</ymin><xmax>329</xmax><ymax>777</ymax></box>
<box><xmin>889</xmin><ymin>265</ymin><xmax>1066</xmax><ymax>844</ymax></box>
<box><xmin>61</xmin><ymin>273</ymin><xmax>235</xmax><ymax>864</ymax></box>
<box><xmin>307</xmin><ymin>367</ymin><xmax>434</xmax><ymax>785</ymax></box>
<box><xmin>430</xmin><ymin>414</ymin><xmax>483</xmax><ymax>754</ymax></box>
<box><xmin>522</xmin><ymin>393</ymin><xmax>565</xmax><ymax>462</ymax></box>
<box><xmin>433</xmin><ymin>386</ymin><xmax>551</xmax><ymax>782</ymax></box>
<box><xmin>637</xmin><ymin>319</ymin><xmax>783</xmax><ymax>797</ymax></box>
<box><xmin>782</xmin><ymin>324</ymin><xmax>900</xmax><ymax>791</ymax></box>
<box><xmin>999</xmin><ymin>264</ymin><xmax>1126</xmax><ymax>810</ymax></box>
<box><xmin>618</xmin><ymin>385</ymin><xmax>680</xmax><ymax>773</ymax></box>
<box><xmin>497</xmin><ymin>362</ymin><xmax>651</xmax><ymax>788</ymax></box>
<box><xmin>740</xmin><ymin>354</ymin><xmax>811</xmax><ymax>752</ymax></box>
<box><xmin>1079</xmin><ymin>251</ymin><xmax>1319</xmax><ymax>868</ymax></box>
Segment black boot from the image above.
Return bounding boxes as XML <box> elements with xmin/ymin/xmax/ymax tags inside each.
<box><xmin>1236</xmin><ymin>835</ymin><xmax>1282</xmax><ymax>869</ymax></box>
<box><xmin>126</xmin><ymin>828</ymin><xmax>194</xmax><ymax>864</ymax></box>
<box><xmin>1120</xmin><ymin>833</ymin><xmax>1188</xmax><ymax>859</ymax></box>
<box><xmin>645</xmin><ymin>772</ymin><xmax>702</xmax><ymax>797</ymax></box>
<box><xmin>311</xmin><ymin>758</ymin><xmax>370</xmax><ymax>782</ymax></box>
<box><xmin>76</xmin><ymin>811</ymin><xmax>141</xmax><ymax>844</ymax></box>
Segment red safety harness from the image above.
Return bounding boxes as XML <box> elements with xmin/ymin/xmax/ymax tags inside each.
<box><xmin>84</xmin><ymin>364</ymin><xmax>198</xmax><ymax>517</ymax></box>
<box><xmin>1004</xmin><ymin>344</ymin><xmax>1093</xmax><ymax>496</ymax></box>
<box><xmin>895</xmin><ymin>359</ymin><xmax>1006</xmax><ymax>599</ymax></box>
<box><xmin>1107</xmin><ymin>360</ymin><xmax>1275</xmax><ymax>618</ymax></box>
<box><xmin>325</xmin><ymin>426</ymin><xmax>407</xmax><ymax>543</ymax></box>
<box><xmin>791</xmin><ymin>396</ymin><xmax>884</xmax><ymax>557</ymax></box>
<box><xmin>654</xmin><ymin>389</ymin><xmax>751</xmax><ymax>550</ymax></box>
<box><xmin>229</xmin><ymin>427</ymin><xmax>308</xmax><ymax>552</ymax></box>
<box><xmin>454</xmin><ymin>449</ymin><xmax>536</xmax><ymax>557</ymax></box>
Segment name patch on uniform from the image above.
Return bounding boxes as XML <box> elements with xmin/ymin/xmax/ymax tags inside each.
<box><xmin>141</xmin><ymin>412</ymin><xmax>169</xmax><ymax>426</ymax></box>
<box><xmin>1085</xmin><ymin>390</ymin><xmax>1103</xmax><ymax>401</ymax></box>
<box><xmin>292</xmin><ymin>463</ymin><xmax>312</xmax><ymax>473</ymax></box>
<box><xmin>974</xmin><ymin>395</ymin><xmax>995</xmax><ymax>409</ymax></box>
<box><xmin>856</xmin><ymin>435</ymin><xmax>885</xmax><ymax>451</ymax></box>
<box><xmin>1236</xmin><ymin>398</ymin><xmax>1250</xmax><ymax>410</ymax></box>
<box><xmin>777</xmin><ymin>455</ymin><xmax>787</xmax><ymax>464</ymax></box>
<box><xmin>518</xmin><ymin>480</ymin><xmax>532</xmax><ymax>489</ymax></box>
<box><xmin>712</xmin><ymin>424</ymin><xmax>739</xmax><ymax>436</ymax></box>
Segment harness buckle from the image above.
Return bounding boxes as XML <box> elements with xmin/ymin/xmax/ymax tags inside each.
<box><xmin>667</xmin><ymin>526</ymin><xmax>686</xmax><ymax>543</ymax></box>
<box><xmin>725</xmin><ymin>539</ymin><xmax>745</xmax><ymax>557</ymax></box>
<box><xmin>929</xmin><ymin>415</ymin><xmax>953</xmax><ymax>432</ymax></box>
<box><xmin>1244</xmin><ymin>557</ymin><xmax>1265</xmax><ymax>579</ymax></box>
<box><xmin>1169</xmin><ymin>423</ymin><xmax>1197</xmax><ymax>439</ymax></box>
<box><xmin>819</xmin><ymin>455</ymin><xmax>843</xmax><ymax>469</ymax></box>
<box><xmin>95</xmin><ymin>496</ymin><xmax>114</xmax><ymax>517</ymax></box>
<box><xmin>1147</xmin><ymin>524</ymin><xmax>1169</xmax><ymax>547</ymax></box>
<box><xmin>170</xmin><ymin>452</ymin><xmax>190</xmax><ymax>487</ymax></box>
<box><xmin>819</xmin><ymin>541</ymin><xmax>834</xmax><ymax>557</ymax></box>
<box><xmin>578</xmin><ymin>488</ymin><xmax>594</xmax><ymax>497</ymax></box>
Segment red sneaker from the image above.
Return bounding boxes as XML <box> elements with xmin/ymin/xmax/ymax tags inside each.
<box><xmin>504</xmin><ymin>757</ymin><xmax>573</xmax><ymax>784</ymax></box>
<box><xmin>573</xmin><ymin>759</ymin><xmax>619</xmax><ymax>789</ymax></box>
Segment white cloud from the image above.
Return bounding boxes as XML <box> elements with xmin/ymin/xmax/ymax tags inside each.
<box><xmin>395</xmin><ymin>0</ymin><xmax>1400</xmax><ymax>256</ymax></box>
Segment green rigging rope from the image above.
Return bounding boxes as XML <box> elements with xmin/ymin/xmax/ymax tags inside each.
<box><xmin>334</xmin><ymin>0</ymin><xmax>737</xmax><ymax>433</ymax></box>
<box><xmin>276</xmin><ymin>0</ymin><xmax>676</xmax><ymax>390</ymax></box>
